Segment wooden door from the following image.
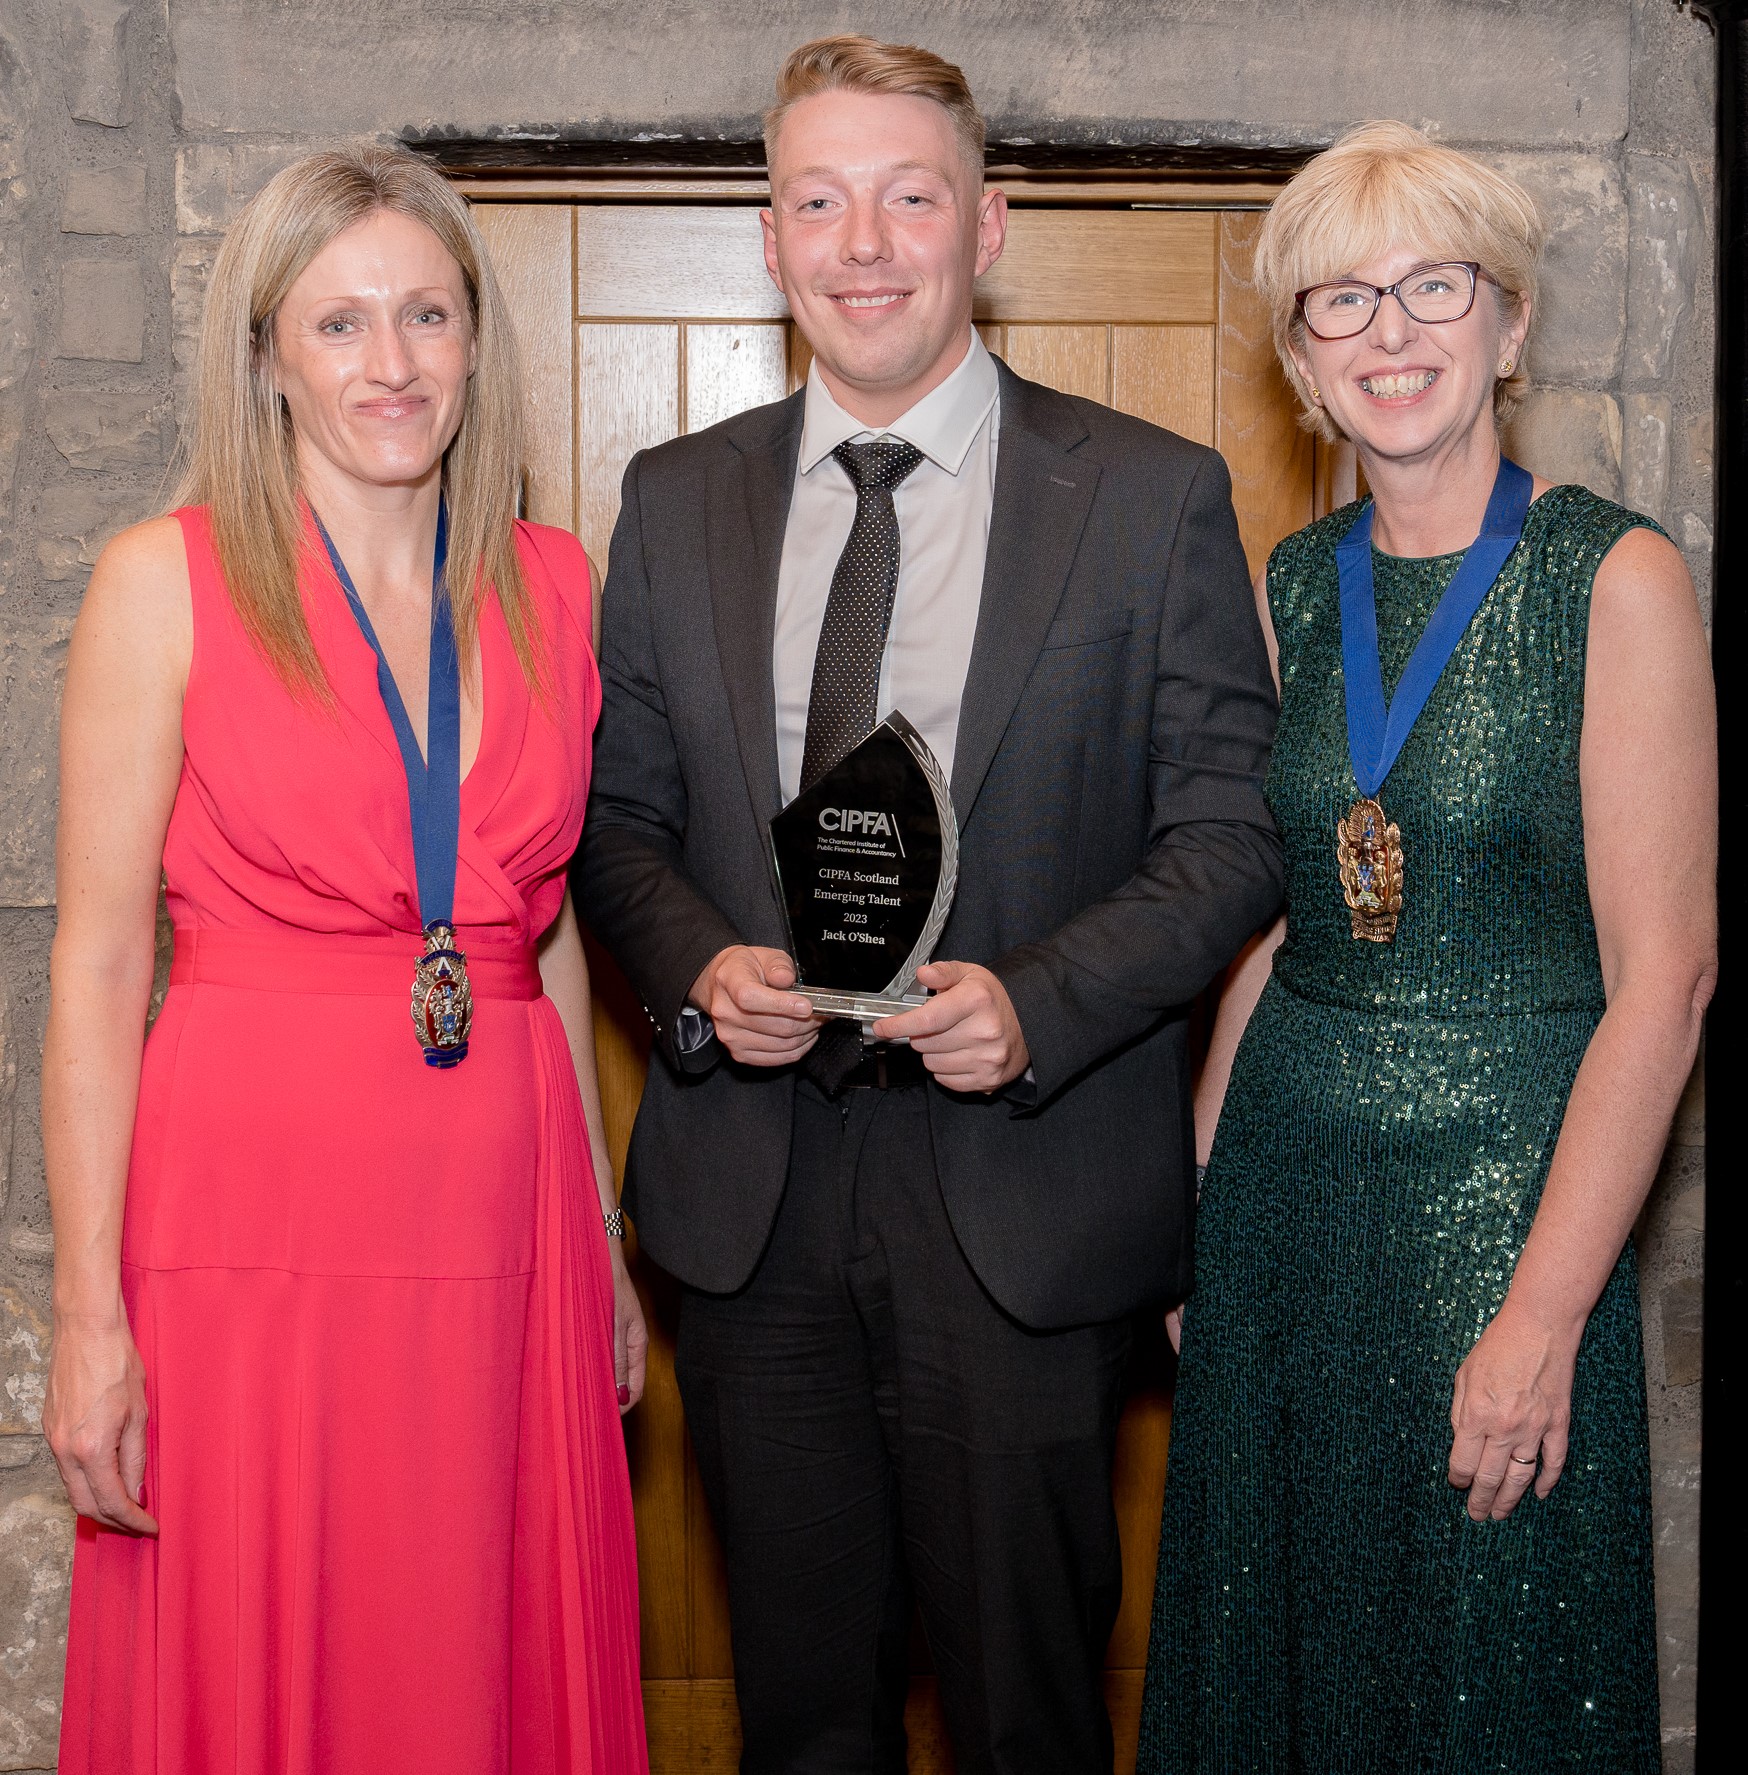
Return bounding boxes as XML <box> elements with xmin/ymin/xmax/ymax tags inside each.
<box><xmin>475</xmin><ymin>192</ymin><xmax>1336</xmax><ymax>1773</ymax></box>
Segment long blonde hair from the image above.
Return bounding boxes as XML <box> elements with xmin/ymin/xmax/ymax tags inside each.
<box><xmin>173</xmin><ymin>143</ymin><xmax>537</xmax><ymax>695</ymax></box>
<box><xmin>1251</xmin><ymin>121</ymin><xmax>1545</xmax><ymax>443</ymax></box>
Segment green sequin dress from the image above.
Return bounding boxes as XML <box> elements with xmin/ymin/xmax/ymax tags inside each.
<box><xmin>1138</xmin><ymin>487</ymin><xmax>1662</xmax><ymax>1774</ymax></box>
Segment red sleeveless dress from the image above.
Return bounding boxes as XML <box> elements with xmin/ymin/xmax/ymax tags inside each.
<box><xmin>59</xmin><ymin>510</ymin><xmax>648</xmax><ymax>1774</ymax></box>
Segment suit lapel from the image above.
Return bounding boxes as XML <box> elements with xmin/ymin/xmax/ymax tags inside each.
<box><xmin>950</xmin><ymin>365</ymin><xmax>1100</xmax><ymax>823</ymax></box>
<box><xmin>699</xmin><ymin>371</ymin><xmax>1097</xmax><ymax>832</ymax></box>
<box><xmin>706</xmin><ymin>394</ymin><xmax>804</xmax><ymax>831</ymax></box>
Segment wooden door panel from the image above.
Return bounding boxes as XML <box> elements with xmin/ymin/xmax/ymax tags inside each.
<box><xmin>621</xmin><ymin>1230</ymin><xmax>690</xmax><ymax>1676</ymax></box>
<box><xmin>576</xmin><ymin>322</ymin><xmax>681</xmax><ymax>572</ymax></box>
<box><xmin>1113</xmin><ymin>325</ymin><xmax>1218</xmax><ymax>447</ymax></box>
<box><xmin>571</xmin><ymin>205</ymin><xmax>1218</xmax><ymax>328</ymax></box>
<box><xmin>643</xmin><ymin>1673</ymin><xmax>1148</xmax><ymax>1775</ymax></box>
<box><xmin>1107</xmin><ymin>1324</ymin><xmax>1176</xmax><ymax>1670</ymax></box>
<box><xmin>1002</xmin><ymin>323</ymin><xmax>1109</xmax><ymax>402</ymax></box>
<box><xmin>686</xmin><ymin>323</ymin><xmax>790</xmax><ymax>432</ymax></box>
<box><xmin>1216</xmin><ymin>211</ymin><xmax>1313</xmax><ymax>578</ymax></box>
<box><xmin>976</xmin><ymin>211</ymin><xmax>1217</xmax><ymax>323</ymax></box>
<box><xmin>642</xmin><ymin>1678</ymin><xmax>743</xmax><ymax>1769</ymax></box>
<box><xmin>578</xmin><ymin>206</ymin><xmax>781</xmax><ymax>320</ymax></box>
<box><xmin>687</xmin><ymin>1433</ymin><xmax>736</xmax><ymax>1678</ymax></box>
<box><xmin>475</xmin><ymin>204</ymin><xmax>575</xmax><ymax>531</ymax></box>
<box><xmin>479</xmin><ymin>193</ymin><xmax>1318</xmax><ymax>1772</ymax></box>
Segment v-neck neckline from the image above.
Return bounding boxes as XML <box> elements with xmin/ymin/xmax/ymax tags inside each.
<box><xmin>312</xmin><ymin>520</ymin><xmax>488</xmax><ymax>793</ymax></box>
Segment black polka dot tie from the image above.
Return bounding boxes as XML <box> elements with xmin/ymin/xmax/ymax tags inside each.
<box><xmin>798</xmin><ymin>439</ymin><xmax>926</xmax><ymax>795</ymax></box>
<box><xmin>799</xmin><ymin>438</ymin><xmax>924</xmax><ymax>1093</ymax></box>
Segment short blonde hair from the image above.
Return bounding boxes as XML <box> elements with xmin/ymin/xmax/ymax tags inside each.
<box><xmin>1252</xmin><ymin>121</ymin><xmax>1545</xmax><ymax>442</ymax></box>
<box><xmin>764</xmin><ymin>34</ymin><xmax>986</xmax><ymax>178</ymax></box>
<box><xmin>173</xmin><ymin>144</ymin><xmax>538</xmax><ymax>696</ymax></box>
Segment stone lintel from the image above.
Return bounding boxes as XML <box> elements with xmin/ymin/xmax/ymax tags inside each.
<box><xmin>170</xmin><ymin>0</ymin><xmax>1631</xmax><ymax>146</ymax></box>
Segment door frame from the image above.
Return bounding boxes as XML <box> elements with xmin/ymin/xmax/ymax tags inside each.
<box><xmin>441</xmin><ymin>151</ymin><xmax>1356</xmax><ymax>545</ymax></box>
<box><xmin>442</xmin><ymin>145</ymin><xmax>1325</xmax><ymax>1775</ymax></box>
<box><xmin>426</xmin><ymin>135</ymin><xmax>1311</xmax><ymax>207</ymax></box>
<box><xmin>446</xmin><ymin>164</ymin><xmax>1291</xmax><ymax>208</ymax></box>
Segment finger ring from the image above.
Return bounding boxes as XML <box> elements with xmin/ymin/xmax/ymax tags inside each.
<box><xmin>1509</xmin><ymin>1454</ymin><xmax>1538</xmax><ymax>1466</ymax></box>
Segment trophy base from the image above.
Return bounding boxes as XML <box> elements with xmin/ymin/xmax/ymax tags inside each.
<box><xmin>796</xmin><ymin>986</ymin><xmax>927</xmax><ymax>1034</ymax></box>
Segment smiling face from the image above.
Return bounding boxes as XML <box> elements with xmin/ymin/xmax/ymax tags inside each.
<box><xmin>1291</xmin><ymin>245</ymin><xmax>1529</xmax><ymax>471</ymax></box>
<box><xmin>762</xmin><ymin>88</ymin><xmax>1006</xmax><ymax>425</ymax></box>
<box><xmin>270</xmin><ymin>208</ymin><xmax>476</xmax><ymax>496</ymax></box>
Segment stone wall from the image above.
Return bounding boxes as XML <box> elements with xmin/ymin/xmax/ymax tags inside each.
<box><xmin>0</xmin><ymin>2</ymin><xmax>1718</xmax><ymax>1768</ymax></box>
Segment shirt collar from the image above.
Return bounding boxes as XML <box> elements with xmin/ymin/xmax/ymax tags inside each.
<box><xmin>797</xmin><ymin>330</ymin><xmax>999</xmax><ymax>478</ymax></box>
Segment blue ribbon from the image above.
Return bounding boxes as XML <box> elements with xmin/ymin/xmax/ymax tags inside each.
<box><xmin>313</xmin><ymin>500</ymin><xmax>461</xmax><ymax>940</ymax></box>
<box><xmin>1335</xmin><ymin>457</ymin><xmax>1532</xmax><ymax>798</ymax></box>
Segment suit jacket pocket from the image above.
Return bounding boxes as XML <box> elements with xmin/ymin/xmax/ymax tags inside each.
<box><xmin>1039</xmin><ymin>608</ymin><xmax>1134</xmax><ymax>652</ymax></box>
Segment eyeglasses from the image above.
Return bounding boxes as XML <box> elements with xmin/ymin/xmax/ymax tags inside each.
<box><xmin>1294</xmin><ymin>261</ymin><xmax>1493</xmax><ymax>341</ymax></box>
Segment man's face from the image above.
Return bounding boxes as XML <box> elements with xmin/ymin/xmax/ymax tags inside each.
<box><xmin>763</xmin><ymin>89</ymin><xmax>1006</xmax><ymax>421</ymax></box>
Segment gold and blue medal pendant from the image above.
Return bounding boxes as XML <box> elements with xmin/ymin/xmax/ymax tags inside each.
<box><xmin>316</xmin><ymin>498</ymin><xmax>473</xmax><ymax>1067</ymax></box>
<box><xmin>1332</xmin><ymin>456</ymin><xmax>1533</xmax><ymax>944</ymax></box>
<box><xmin>1337</xmin><ymin>795</ymin><xmax>1404</xmax><ymax>942</ymax></box>
<box><xmin>412</xmin><ymin>922</ymin><xmax>474</xmax><ymax>1064</ymax></box>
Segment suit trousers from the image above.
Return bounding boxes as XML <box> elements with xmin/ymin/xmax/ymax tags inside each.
<box><xmin>675</xmin><ymin>1079</ymin><xmax>1134</xmax><ymax>1775</ymax></box>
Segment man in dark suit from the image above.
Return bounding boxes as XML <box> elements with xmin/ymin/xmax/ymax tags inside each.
<box><xmin>575</xmin><ymin>33</ymin><xmax>1282</xmax><ymax>1775</ymax></box>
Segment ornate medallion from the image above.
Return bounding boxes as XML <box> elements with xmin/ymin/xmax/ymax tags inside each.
<box><xmin>1336</xmin><ymin>796</ymin><xmax>1404</xmax><ymax>942</ymax></box>
<box><xmin>412</xmin><ymin>923</ymin><xmax>473</xmax><ymax>1065</ymax></box>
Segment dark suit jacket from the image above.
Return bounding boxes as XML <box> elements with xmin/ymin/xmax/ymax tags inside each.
<box><xmin>574</xmin><ymin>360</ymin><xmax>1283</xmax><ymax>1330</ymax></box>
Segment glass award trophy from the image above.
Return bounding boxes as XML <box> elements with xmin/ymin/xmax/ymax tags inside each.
<box><xmin>769</xmin><ymin>712</ymin><xmax>959</xmax><ymax>1028</ymax></box>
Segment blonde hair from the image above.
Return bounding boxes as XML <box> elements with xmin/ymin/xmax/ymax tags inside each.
<box><xmin>764</xmin><ymin>34</ymin><xmax>986</xmax><ymax>177</ymax></box>
<box><xmin>172</xmin><ymin>143</ymin><xmax>537</xmax><ymax>696</ymax></box>
<box><xmin>1251</xmin><ymin>120</ymin><xmax>1545</xmax><ymax>443</ymax></box>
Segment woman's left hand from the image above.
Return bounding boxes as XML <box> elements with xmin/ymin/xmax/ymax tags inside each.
<box><xmin>609</xmin><ymin>1241</ymin><xmax>649</xmax><ymax>1415</ymax></box>
<box><xmin>1447</xmin><ymin>1298</ymin><xmax>1579</xmax><ymax>1521</ymax></box>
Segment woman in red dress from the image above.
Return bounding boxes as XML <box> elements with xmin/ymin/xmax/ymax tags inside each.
<box><xmin>42</xmin><ymin>145</ymin><xmax>649</xmax><ymax>1773</ymax></box>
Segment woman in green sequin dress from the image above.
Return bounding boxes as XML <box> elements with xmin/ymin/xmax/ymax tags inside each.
<box><xmin>1140</xmin><ymin>123</ymin><xmax>1715</xmax><ymax>1773</ymax></box>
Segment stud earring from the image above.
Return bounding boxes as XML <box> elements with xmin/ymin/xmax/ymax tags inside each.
<box><xmin>1500</xmin><ymin>359</ymin><xmax>1514</xmax><ymax>376</ymax></box>
<box><xmin>1310</xmin><ymin>383</ymin><xmax>1321</xmax><ymax>401</ymax></box>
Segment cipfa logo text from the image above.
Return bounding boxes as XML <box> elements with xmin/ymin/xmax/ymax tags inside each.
<box><xmin>818</xmin><ymin>808</ymin><xmax>895</xmax><ymax>836</ymax></box>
